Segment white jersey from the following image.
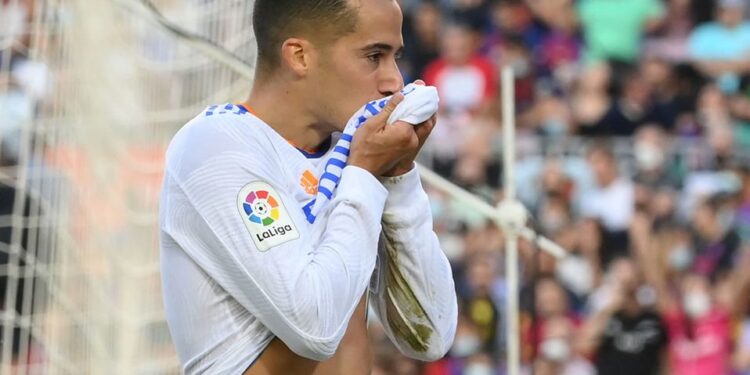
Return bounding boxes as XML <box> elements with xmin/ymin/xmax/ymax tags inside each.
<box><xmin>159</xmin><ymin>104</ymin><xmax>458</xmax><ymax>374</ymax></box>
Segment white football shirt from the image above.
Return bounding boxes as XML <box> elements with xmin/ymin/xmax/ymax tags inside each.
<box><xmin>160</xmin><ymin>104</ymin><xmax>457</xmax><ymax>374</ymax></box>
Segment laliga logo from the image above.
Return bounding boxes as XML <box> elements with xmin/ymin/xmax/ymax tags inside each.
<box><xmin>242</xmin><ymin>190</ymin><xmax>293</xmax><ymax>242</ymax></box>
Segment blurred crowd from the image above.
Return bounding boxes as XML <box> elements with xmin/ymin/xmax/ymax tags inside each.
<box><xmin>0</xmin><ymin>0</ymin><xmax>40</xmax><ymax>167</ymax></box>
<box><xmin>368</xmin><ymin>0</ymin><xmax>750</xmax><ymax>374</ymax></box>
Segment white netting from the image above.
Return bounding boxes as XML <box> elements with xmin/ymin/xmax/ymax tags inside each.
<box><xmin>0</xmin><ymin>0</ymin><xmax>256</xmax><ymax>373</ymax></box>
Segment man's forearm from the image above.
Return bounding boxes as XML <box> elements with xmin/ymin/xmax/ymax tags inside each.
<box><xmin>369</xmin><ymin>165</ymin><xmax>458</xmax><ymax>361</ymax></box>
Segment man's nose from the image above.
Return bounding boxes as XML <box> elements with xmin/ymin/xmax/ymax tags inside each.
<box><xmin>378</xmin><ymin>61</ymin><xmax>404</xmax><ymax>96</ymax></box>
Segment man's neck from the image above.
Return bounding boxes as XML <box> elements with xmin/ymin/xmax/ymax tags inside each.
<box><xmin>243</xmin><ymin>79</ymin><xmax>334</xmax><ymax>152</ymax></box>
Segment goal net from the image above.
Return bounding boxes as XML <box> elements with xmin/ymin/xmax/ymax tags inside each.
<box><xmin>0</xmin><ymin>0</ymin><xmax>256</xmax><ymax>373</ymax></box>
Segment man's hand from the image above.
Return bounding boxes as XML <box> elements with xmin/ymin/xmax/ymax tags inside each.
<box><xmin>383</xmin><ymin>80</ymin><xmax>438</xmax><ymax>177</ymax></box>
<box><xmin>382</xmin><ymin>114</ymin><xmax>437</xmax><ymax>176</ymax></box>
<box><xmin>348</xmin><ymin>93</ymin><xmax>420</xmax><ymax>176</ymax></box>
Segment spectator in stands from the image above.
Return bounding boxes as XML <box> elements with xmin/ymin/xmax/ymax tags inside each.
<box><xmin>691</xmin><ymin>196</ymin><xmax>741</xmax><ymax>281</ymax></box>
<box><xmin>581</xmin><ymin>145</ymin><xmax>634</xmax><ymax>262</ymax></box>
<box><xmin>643</xmin><ymin>0</ymin><xmax>696</xmax><ymax>62</ymax></box>
<box><xmin>483</xmin><ymin>0</ymin><xmax>545</xmax><ymax>61</ymax></box>
<box><xmin>641</xmin><ymin>57</ymin><xmax>683</xmax><ymax>128</ymax></box>
<box><xmin>533</xmin><ymin>315</ymin><xmax>595</xmax><ymax>375</ymax></box>
<box><xmin>737</xmin><ymin>322</ymin><xmax>750</xmax><ymax>374</ymax></box>
<box><xmin>449</xmin><ymin>0</ymin><xmax>490</xmax><ymax>31</ymax></box>
<box><xmin>578</xmin><ymin>257</ymin><xmax>668</xmax><ymax>375</ymax></box>
<box><xmin>521</xmin><ymin>88</ymin><xmax>573</xmax><ymax>136</ymax></box>
<box><xmin>632</xmin><ymin>126</ymin><xmax>684</xmax><ymax>216</ymax></box>
<box><xmin>730</xmin><ymin>76</ymin><xmax>750</xmax><ymax>148</ymax></box>
<box><xmin>554</xmin><ymin>224</ymin><xmax>597</xmax><ymax>308</ymax></box>
<box><xmin>633</xmin><ymin>216</ymin><xmax>750</xmax><ymax>375</ymax></box>
<box><xmin>462</xmin><ymin>352</ymin><xmax>497</xmax><ymax>375</ymax></box>
<box><xmin>424</xmin><ymin>22</ymin><xmax>497</xmax><ymax>116</ymax></box>
<box><xmin>688</xmin><ymin>0</ymin><xmax>750</xmax><ymax>93</ymax></box>
<box><xmin>521</xmin><ymin>276</ymin><xmax>579</xmax><ymax>366</ymax></box>
<box><xmin>663</xmin><ymin>274</ymin><xmax>735</xmax><ymax>375</ymax></box>
<box><xmin>652</xmin><ymin>224</ymin><xmax>696</xmax><ymax>282</ymax></box>
<box><xmin>687</xmin><ymin>83</ymin><xmax>741</xmax><ymax>170</ymax></box>
<box><xmin>571</xmin><ymin>62</ymin><xmax>612</xmax><ymax>132</ymax></box>
<box><xmin>522</xmin><ymin>0</ymin><xmax>580</xmax><ymax>81</ymax></box>
<box><xmin>576</xmin><ymin>217</ymin><xmax>606</xmax><ymax>273</ymax></box>
<box><xmin>461</xmin><ymin>253</ymin><xmax>502</xmax><ymax>355</ymax></box>
<box><xmin>0</xmin><ymin>71</ymin><xmax>32</xmax><ymax>164</ymax></box>
<box><xmin>423</xmin><ymin>313</ymin><xmax>495</xmax><ymax>375</ymax></box>
<box><xmin>577</xmin><ymin>0</ymin><xmax>665</xmax><ymax>62</ymax></box>
<box><xmin>536</xmin><ymin>191</ymin><xmax>573</xmax><ymax>236</ymax></box>
<box><xmin>402</xmin><ymin>1</ymin><xmax>443</xmax><ymax>81</ymax></box>
<box><xmin>587</xmin><ymin>67</ymin><xmax>676</xmax><ymax>136</ymax></box>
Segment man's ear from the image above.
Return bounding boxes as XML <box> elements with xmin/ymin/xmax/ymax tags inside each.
<box><xmin>280</xmin><ymin>38</ymin><xmax>314</xmax><ymax>77</ymax></box>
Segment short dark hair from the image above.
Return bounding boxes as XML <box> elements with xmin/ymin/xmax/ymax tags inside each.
<box><xmin>253</xmin><ymin>0</ymin><xmax>358</xmax><ymax>74</ymax></box>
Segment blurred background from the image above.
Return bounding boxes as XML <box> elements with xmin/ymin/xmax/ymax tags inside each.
<box><xmin>1</xmin><ymin>0</ymin><xmax>750</xmax><ymax>374</ymax></box>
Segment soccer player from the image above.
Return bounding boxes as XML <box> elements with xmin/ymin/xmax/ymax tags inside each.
<box><xmin>159</xmin><ymin>0</ymin><xmax>458</xmax><ymax>374</ymax></box>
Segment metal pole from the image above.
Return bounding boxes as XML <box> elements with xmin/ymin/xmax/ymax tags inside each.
<box><xmin>501</xmin><ymin>66</ymin><xmax>520</xmax><ymax>375</ymax></box>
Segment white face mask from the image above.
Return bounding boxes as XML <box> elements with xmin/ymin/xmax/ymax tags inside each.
<box><xmin>450</xmin><ymin>334</ymin><xmax>481</xmax><ymax>357</ymax></box>
<box><xmin>542</xmin><ymin>118</ymin><xmax>568</xmax><ymax>136</ymax></box>
<box><xmin>540</xmin><ymin>337</ymin><xmax>570</xmax><ymax>362</ymax></box>
<box><xmin>668</xmin><ymin>245</ymin><xmax>694</xmax><ymax>271</ymax></box>
<box><xmin>634</xmin><ymin>143</ymin><xmax>665</xmax><ymax>171</ymax></box>
<box><xmin>683</xmin><ymin>292</ymin><xmax>711</xmax><ymax>318</ymax></box>
<box><xmin>463</xmin><ymin>363</ymin><xmax>495</xmax><ymax>375</ymax></box>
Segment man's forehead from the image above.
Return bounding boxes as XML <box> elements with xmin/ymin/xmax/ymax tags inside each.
<box><xmin>346</xmin><ymin>0</ymin><xmax>403</xmax><ymax>48</ymax></box>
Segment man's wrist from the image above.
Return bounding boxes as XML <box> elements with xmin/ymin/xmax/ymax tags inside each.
<box><xmin>381</xmin><ymin>160</ymin><xmax>415</xmax><ymax>177</ymax></box>
<box><xmin>378</xmin><ymin>164</ymin><xmax>426</xmax><ymax>213</ymax></box>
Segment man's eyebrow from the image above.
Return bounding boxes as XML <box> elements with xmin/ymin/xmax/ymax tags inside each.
<box><xmin>361</xmin><ymin>43</ymin><xmax>405</xmax><ymax>54</ymax></box>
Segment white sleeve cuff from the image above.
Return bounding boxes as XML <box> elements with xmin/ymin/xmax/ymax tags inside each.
<box><xmin>378</xmin><ymin>164</ymin><xmax>430</xmax><ymax>223</ymax></box>
<box><xmin>336</xmin><ymin>165</ymin><xmax>388</xmax><ymax>223</ymax></box>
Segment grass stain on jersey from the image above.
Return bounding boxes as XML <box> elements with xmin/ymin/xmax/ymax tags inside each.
<box><xmin>381</xmin><ymin>225</ymin><xmax>434</xmax><ymax>353</ymax></box>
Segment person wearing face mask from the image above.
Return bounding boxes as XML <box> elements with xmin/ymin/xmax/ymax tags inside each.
<box><xmin>632</xmin><ymin>125</ymin><xmax>682</xmax><ymax>192</ymax></box>
<box><xmin>662</xmin><ymin>274</ymin><xmax>734</xmax><ymax>375</ymax></box>
<box><xmin>578</xmin><ymin>257</ymin><xmax>668</xmax><ymax>375</ymax></box>
<box><xmin>691</xmin><ymin>196</ymin><xmax>741</xmax><ymax>282</ymax></box>
<box><xmin>462</xmin><ymin>353</ymin><xmax>497</xmax><ymax>375</ymax></box>
<box><xmin>531</xmin><ymin>316</ymin><xmax>595</xmax><ymax>375</ymax></box>
<box><xmin>650</xmin><ymin>223</ymin><xmax>695</xmax><ymax>280</ymax></box>
<box><xmin>638</xmin><ymin>231</ymin><xmax>750</xmax><ymax>375</ymax></box>
<box><xmin>424</xmin><ymin>314</ymin><xmax>491</xmax><ymax>375</ymax></box>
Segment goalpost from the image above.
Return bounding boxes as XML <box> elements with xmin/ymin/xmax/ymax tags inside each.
<box><xmin>0</xmin><ymin>1</ymin><xmax>565</xmax><ymax>374</ymax></box>
<box><xmin>1</xmin><ymin>0</ymin><xmax>256</xmax><ymax>373</ymax></box>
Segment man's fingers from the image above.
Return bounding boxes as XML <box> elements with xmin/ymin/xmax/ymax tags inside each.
<box><xmin>381</xmin><ymin>92</ymin><xmax>404</xmax><ymax>117</ymax></box>
<box><xmin>414</xmin><ymin>79</ymin><xmax>425</xmax><ymax>86</ymax></box>
<box><xmin>358</xmin><ymin>93</ymin><xmax>404</xmax><ymax>132</ymax></box>
<box><xmin>414</xmin><ymin>123</ymin><xmax>435</xmax><ymax>146</ymax></box>
<box><xmin>415</xmin><ymin>115</ymin><xmax>437</xmax><ymax>137</ymax></box>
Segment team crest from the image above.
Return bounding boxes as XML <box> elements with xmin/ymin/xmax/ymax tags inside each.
<box><xmin>238</xmin><ymin>181</ymin><xmax>299</xmax><ymax>251</ymax></box>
